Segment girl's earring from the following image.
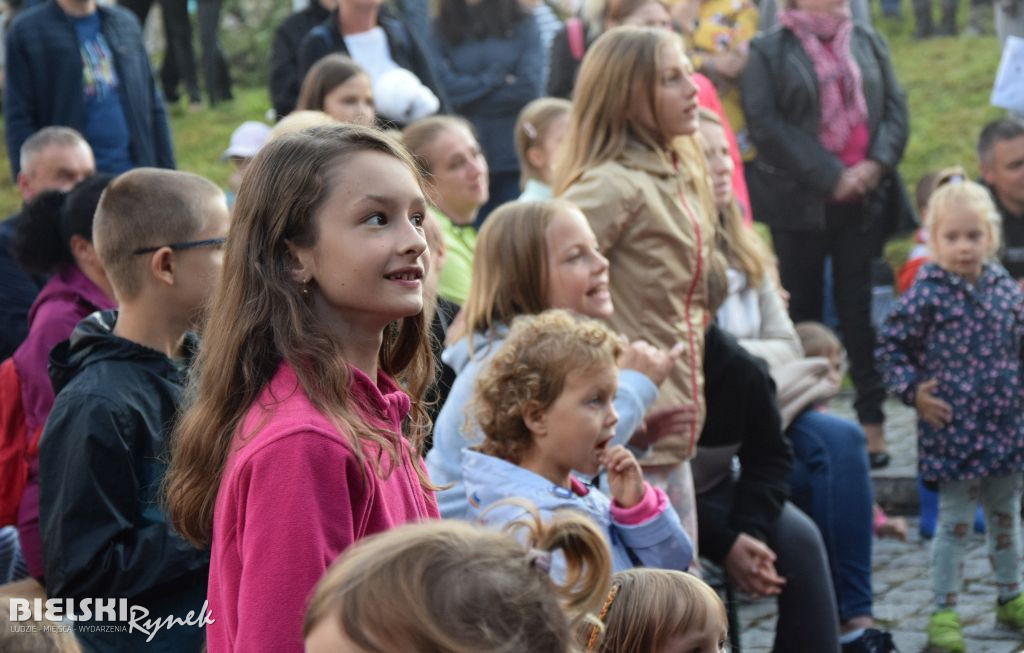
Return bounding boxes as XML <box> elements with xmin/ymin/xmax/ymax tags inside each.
<box><xmin>302</xmin><ymin>277</ymin><xmax>311</xmax><ymax>296</ymax></box>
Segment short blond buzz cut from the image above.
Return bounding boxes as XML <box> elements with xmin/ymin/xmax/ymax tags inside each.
<box><xmin>93</xmin><ymin>168</ymin><xmax>224</xmax><ymax>301</ymax></box>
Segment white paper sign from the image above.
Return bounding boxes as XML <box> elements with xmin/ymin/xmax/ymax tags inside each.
<box><xmin>992</xmin><ymin>35</ymin><xmax>1024</xmax><ymax>114</ymax></box>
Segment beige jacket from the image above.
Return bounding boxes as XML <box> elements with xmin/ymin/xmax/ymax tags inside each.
<box><xmin>561</xmin><ymin>138</ymin><xmax>716</xmax><ymax>466</ymax></box>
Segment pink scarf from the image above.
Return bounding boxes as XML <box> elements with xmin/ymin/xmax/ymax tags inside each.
<box><xmin>778</xmin><ymin>9</ymin><xmax>868</xmax><ymax>155</ymax></box>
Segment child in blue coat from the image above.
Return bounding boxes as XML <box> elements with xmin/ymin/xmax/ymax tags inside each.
<box><xmin>877</xmin><ymin>180</ymin><xmax>1024</xmax><ymax>653</ymax></box>
<box><xmin>463</xmin><ymin>309</ymin><xmax>693</xmax><ymax>578</ymax></box>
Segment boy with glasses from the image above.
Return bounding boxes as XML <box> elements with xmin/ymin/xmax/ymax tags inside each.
<box><xmin>38</xmin><ymin>168</ymin><xmax>228</xmax><ymax>652</ymax></box>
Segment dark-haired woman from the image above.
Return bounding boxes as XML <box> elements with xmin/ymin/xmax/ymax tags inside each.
<box><xmin>431</xmin><ymin>0</ymin><xmax>543</xmax><ymax>225</ymax></box>
<box><xmin>10</xmin><ymin>174</ymin><xmax>117</xmax><ymax>580</ymax></box>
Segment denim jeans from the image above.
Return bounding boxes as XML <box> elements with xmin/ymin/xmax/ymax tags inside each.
<box><xmin>788</xmin><ymin>410</ymin><xmax>875</xmax><ymax>622</ymax></box>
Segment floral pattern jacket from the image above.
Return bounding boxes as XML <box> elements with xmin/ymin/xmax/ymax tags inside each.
<box><xmin>876</xmin><ymin>262</ymin><xmax>1024</xmax><ymax>482</ymax></box>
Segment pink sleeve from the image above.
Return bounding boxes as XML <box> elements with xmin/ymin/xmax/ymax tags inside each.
<box><xmin>17</xmin><ymin>299</ymin><xmax>85</xmax><ymax>431</ymax></box>
<box><xmin>609</xmin><ymin>482</ymin><xmax>669</xmax><ymax>525</ymax></box>
<box><xmin>694</xmin><ymin>73</ymin><xmax>753</xmax><ymax>225</ymax></box>
<box><xmin>233</xmin><ymin>432</ymin><xmax>361</xmax><ymax>653</ymax></box>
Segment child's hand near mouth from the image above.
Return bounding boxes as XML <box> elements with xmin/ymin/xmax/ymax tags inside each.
<box><xmin>600</xmin><ymin>445</ymin><xmax>645</xmax><ymax>508</ymax></box>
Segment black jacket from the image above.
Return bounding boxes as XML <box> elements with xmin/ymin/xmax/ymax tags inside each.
<box><xmin>424</xmin><ymin>296</ymin><xmax>459</xmax><ymax>442</ymax></box>
<box><xmin>39</xmin><ymin>311</ymin><xmax>208</xmax><ymax>653</ymax></box>
<box><xmin>692</xmin><ymin>325</ymin><xmax>793</xmax><ymax>564</ymax></box>
<box><xmin>0</xmin><ymin>212</ymin><xmax>41</xmax><ymax>359</ymax></box>
<box><xmin>269</xmin><ymin>1</ymin><xmax>333</xmax><ymax>120</ymax></box>
<box><xmin>297</xmin><ymin>6</ymin><xmax>450</xmax><ymax>116</ymax></box>
<box><xmin>545</xmin><ymin>19</ymin><xmax>598</xmax><ymax>99</ymax></box>
<box><xmin>990</xmin><ymin>182</ymin><xmax>1024</xmax><ymax>280</ymax></box>
<box><xmin>740</xmin><ymin>23</ymin><xmax>912</xmax><ymax>238</ymax></box>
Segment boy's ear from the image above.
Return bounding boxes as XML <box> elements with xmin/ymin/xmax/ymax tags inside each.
<box><xmin>148</xmin><ymin>247</ymin><xmax>177</xmax><ymax>287</ymax></box>
<box><xmin>522</xmin><ymin>400</ymin><xmax>548</xmax><ymax>438</ymax></box>
<box><xmin>283</xmin><ymin>238</ymin><xmax>313</xmax><ymax>284</ymax></box>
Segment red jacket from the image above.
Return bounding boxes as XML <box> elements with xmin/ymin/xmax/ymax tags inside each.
<box><xmin>206</xmin><ymin>362</ymin><xmax>439</xmax><ymax>653</ymax></box>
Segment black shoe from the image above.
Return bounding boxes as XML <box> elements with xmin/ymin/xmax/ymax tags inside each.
<box><xmin>842</xmin><ymin>628</ymin><xmax>899</xmax><ymax>653</ymax></box>
<box><xmin>869</xmin><ymin>451</ymin><xmax>891</xmax><ymax>469</ymax></box>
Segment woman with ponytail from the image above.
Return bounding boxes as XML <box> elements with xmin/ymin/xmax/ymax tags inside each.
<box><xmin>304</xmin><ymin>510</ymin><xmax>612</xmax><ymax>653</ymax></box>
<box><xmin>9</xmin><ymin>174</ymin><xmax>116</xmax><ymax>580</ymax></box>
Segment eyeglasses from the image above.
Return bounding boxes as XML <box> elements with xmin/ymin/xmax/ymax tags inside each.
<box><xmin>132</xmin><ymin>237</ymin><xmax>227</xmax><ymax>256</ymax></box>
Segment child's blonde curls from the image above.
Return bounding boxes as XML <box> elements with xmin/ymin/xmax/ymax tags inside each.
<box><xmin>472</xmin><ymin>309</ymin><xmax>623</xmax><ymax>464</ymax></box>
<box><xmin>925</xmin><ymin>179</ymin><xmax>1002</xmax><ymax>257</ymax></box>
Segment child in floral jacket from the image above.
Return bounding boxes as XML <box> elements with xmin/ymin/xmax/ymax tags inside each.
<box><xmin>876</xmin><ymin>180</ymin><xmax>1024</xmax><ymax>653</ymax></box>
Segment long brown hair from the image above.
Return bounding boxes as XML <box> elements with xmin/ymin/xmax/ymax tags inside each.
<box><xmin>552</xmin><ymin>26</ymin><xmax>688</xmax><ymax>194</ymax></box>
<box><xmin>296</xmin><ymin>54</ymin><xmax>368</xmax><ymax>114</ymax></box>
<box><xmin>165</xmin><ymin>125</ymin><xmax>435</xmax><ymax>548</ymax></box>
<box><xmin>699</xmin><ymin>109</ymin><xmax>769</xmax><ymax>287</ymax></box>
<box><xmin>304</xmin><ymin>509</ymin><xmax>611</xmax><ymax>652</ymax></box>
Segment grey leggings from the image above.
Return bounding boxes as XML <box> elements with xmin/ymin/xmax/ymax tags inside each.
<box><xmin>933</xmin><ymin>474</ymin><xmax>1022</xmax><ymax>608</ymax></box>
<box><xmin>766</xmin><ymin>503</ymin><xmax>842</xmax><ymax>653</ymax></box>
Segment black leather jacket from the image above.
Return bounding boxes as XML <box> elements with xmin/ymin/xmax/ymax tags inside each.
<box><xmin>740</xmin><ymin>23</ymin><xmax>912</xmax><ymax>236</ymax></box>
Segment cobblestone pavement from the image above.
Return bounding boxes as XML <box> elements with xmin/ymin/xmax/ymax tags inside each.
<box><xmin>735</xmin><ymin>395</ymin><xmax>1024</xmax><ymax>653</ymax></box>
<box><xmin>738</xmin><ymin>518</ymin><xmax>1024</xmax><ymax>652</ymax></box>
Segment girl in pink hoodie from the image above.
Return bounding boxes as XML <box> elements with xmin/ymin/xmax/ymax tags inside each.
<box><xmin>165</xmin><ymin>125</ymin><xmax>440</xmax><ymax>653</ymax></box>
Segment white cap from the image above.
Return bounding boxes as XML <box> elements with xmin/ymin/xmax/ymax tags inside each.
<box><xmin>224</xmin><ymin>121</ymin><xmax>272</xmax><ymax>159</ymax></box>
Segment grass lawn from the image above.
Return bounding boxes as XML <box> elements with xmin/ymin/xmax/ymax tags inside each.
<box><xmin>0</xmin><ymin>86</ymin><xmax>271</xmax><ymax>215</ymax></box>
<box><xmin>0</xmin><ymin>0</ymin><xmax>1008</xmax><ymax>270</ymax></box>
<box><xmin>873</xmin><ymin>0</ymin><xmax>1006</xmax><ymax>266</ymax></box>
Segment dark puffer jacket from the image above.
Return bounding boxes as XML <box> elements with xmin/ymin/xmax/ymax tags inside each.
<box><xmin>269</xmin><ymin>1</ymin><xmax>332</xmax><ymax>119</ymax></box>
<box><xmin>39</xmin><ymin>311</ymin><xmax>208</xmax><ymax>653</ymax></box>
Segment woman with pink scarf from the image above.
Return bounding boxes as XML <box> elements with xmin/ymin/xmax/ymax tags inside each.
<box><xmin>740</xmin><ymin>0</ymin><xmax>911</xmax><ymax>486</ymax></box>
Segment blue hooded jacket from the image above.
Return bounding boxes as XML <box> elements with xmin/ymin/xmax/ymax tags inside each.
<box><xmin>462</xmin><ymin>448</ymin><xmax>693</xmax><ymax>578</ymax></box>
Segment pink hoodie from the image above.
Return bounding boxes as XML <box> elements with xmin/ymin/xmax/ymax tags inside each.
<box><xmin>13</xmin><ymin>264</ymin><xmax>115</xmax><ymax>579</ymax></box>
<box><xmin>206</xmin><ymin>362</ymin><xmax>439</xmax><ymax>653</ymax></box>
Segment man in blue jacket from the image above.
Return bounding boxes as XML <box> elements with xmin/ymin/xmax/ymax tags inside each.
<box><xmin>3</xmin><ymin>0</ymin><xmax>176</xmax><ymax>178</ymax></box>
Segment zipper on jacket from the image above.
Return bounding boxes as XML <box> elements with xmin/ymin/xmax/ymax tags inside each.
<box><xmin>674</xmin><ymin>171</ymin><xmax>704</xmax><ymax>459</ymax></box>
